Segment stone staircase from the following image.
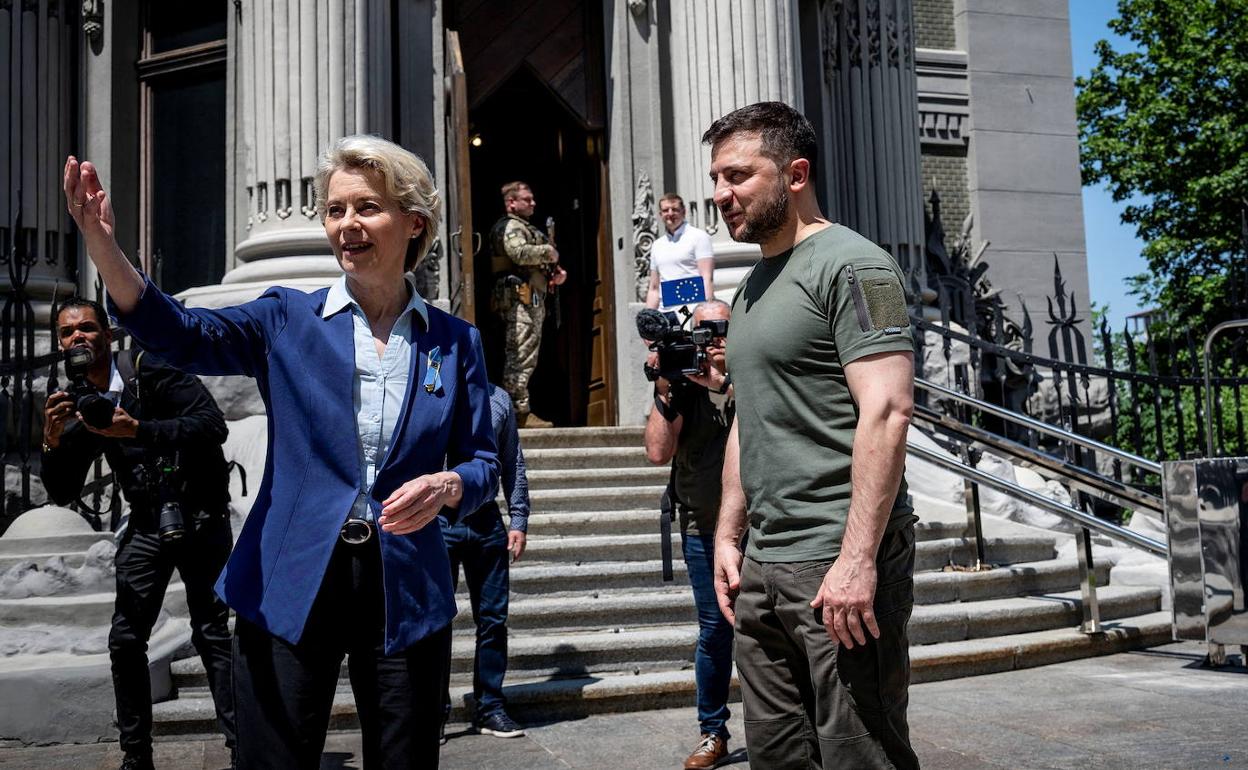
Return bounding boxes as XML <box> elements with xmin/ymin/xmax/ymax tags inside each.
<box><xmin>149</xmin><ymin>426</ymin><xmax>1171</xmax><ymax>737</ymax></box>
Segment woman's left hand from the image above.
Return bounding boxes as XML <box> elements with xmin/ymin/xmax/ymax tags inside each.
<box><xmin>379</xmin><ymin>472</ymin><xmax>463</xmax><ymax>534</ymax></box>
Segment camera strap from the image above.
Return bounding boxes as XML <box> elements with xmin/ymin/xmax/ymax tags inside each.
<box><xmin>114</xmin><ymin>349</ymin><xmax>146</xmax><ymax>409</ymax></box>
<box><xmin>659</xmin><ymin>466</ymin><xmax>677</xmax><ymax>582</ymax></box>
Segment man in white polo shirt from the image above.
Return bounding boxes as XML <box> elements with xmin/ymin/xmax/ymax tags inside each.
<box><xmin>645</xmin><ymin>193</ymin><xmax>715</xmax><ymax>309</ymax></box>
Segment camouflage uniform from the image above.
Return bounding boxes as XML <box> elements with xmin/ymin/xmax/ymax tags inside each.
<box><xmin>490</xmin><ymin>214</ymin><xmax>555</xmax><ymax>418</ymax></box>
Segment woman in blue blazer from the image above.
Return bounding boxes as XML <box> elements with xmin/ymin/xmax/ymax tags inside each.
<box><xmin>63</xmin><ymin>136</ymin><xmax>499</xmax><ymax>770</ymax></box>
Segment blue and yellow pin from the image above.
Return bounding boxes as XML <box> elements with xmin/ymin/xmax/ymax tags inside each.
<box><xmin>424</xmin><ymin>346</ymin><xmax>443</xmax><ymax>393</ymax></box>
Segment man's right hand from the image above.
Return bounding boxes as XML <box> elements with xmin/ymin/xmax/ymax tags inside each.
<box><xmin>43</xmin><ymin>391</ymin><xmax>74</xmax><ymax>449</ymax></box>
<box><xmin>713</xmin><ymin>538</ymin><xmax>744</xmax><ymax>624</ymax></box>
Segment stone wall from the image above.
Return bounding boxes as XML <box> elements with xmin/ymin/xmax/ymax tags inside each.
<box><xmin>922</xmin><ymin>152</ymin><xmax>971</xmax><ymax>237</ymax></box>
<box><xmin>915</xmin><ymin>0</ymin><xmax>956</xmax><ymax>50</ymax></box>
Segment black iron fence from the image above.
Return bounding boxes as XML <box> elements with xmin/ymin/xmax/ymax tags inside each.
<box><xmin>916</xmin><ymin>191</ymin><xmax>1248</xmax><ymax>496</ymax></box>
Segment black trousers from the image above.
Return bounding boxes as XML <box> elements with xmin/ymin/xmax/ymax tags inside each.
<box><xmin>232</xmin><ymin>536</ymin><xmax>451</xmax><ymax>770</ymax></box>
<box><xmin>110</xmin><ymin>515</ymin><xmax>235</xmax><ymax>755</ymax></box>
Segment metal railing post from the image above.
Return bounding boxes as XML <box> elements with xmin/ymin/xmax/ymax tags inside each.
<box><xmin>959</xmin><ymin>443</ymin><xmax>987</xmax><ymax>569</ymax></box>
<box><xmin>1075</xmin><ymin>526</ymin><xmax>1102</xmax><ymax>634</ymax></box>
<box><xmin>1203</xmin><ymin>319</ymin><xmax>1248</xmax><ymax>458</ymax></box>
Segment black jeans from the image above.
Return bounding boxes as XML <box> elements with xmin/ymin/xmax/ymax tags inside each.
<box><xmin>232</xmin><ymin>536</ymin><xmax>451</xmax><ymax>770</ymax></box>
<box><xmin>735</xmin><ymin>525</ymin><xmax>918</xmax><ymax>770</ymax></box>
<box><xmin>110</xmin><ymin>514</ymin><xmax>235</xmax><ymax>755</ymax></box>
<box><xmin>441</xmin><ymin>504</ymin><xmax>511</xmax><ymax>721</ymax></box>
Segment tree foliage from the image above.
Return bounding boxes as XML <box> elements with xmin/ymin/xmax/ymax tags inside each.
<box><xmin>1076</xmin><ymin>0</ymin><xmax>1248</xmax><ymax>333</ymax></box>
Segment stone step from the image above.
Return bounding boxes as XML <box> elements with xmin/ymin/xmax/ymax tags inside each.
<box><xmin>528</xmin><ymin>486</ymin><xmax>668</xmax><ymax>513</ymax></box>
<box><xmin>499</xmin><ymin>556</ymin><xmax>1108</xmax><ymax>600</ymax></box>
<box><xmin>0</xmin><ymin>579</ymin><xmax>186</xmax><ymax>628</ymax></box>
<box><xmin>0</xmin><ymin>532</ymin><xmax>112</xmax><ymax>556</ymax></box>
<box><xmin>523</xmin><ymin>446</ymin><xmax>651</xmax><ymax>471</ymax></box>
<box><xmin>175</xmin><ymin>586</ymin><xmax>1156</xmax><ymax>688</ymax></box>
<box><xmin>0</xmin><ymin>551</ymin><xmax>94</xmax><ymax>573</ymax></box>
<box><xmin>156</xmin><ymin>610</ymin><xmax>1171</xmax><ymax>733</ymax></box>
<box><xmin>516</xmin><ymin>427</ymin><xmax>645</xmax><ymax>450</ymax></box>
<box><xmin>516</xmin><ymin>533</ymin><xmax>1055</xmax><ymax>569</ymax></box>
<box><xmin>525</xmin><ymin>466</ymin><xmax>671</xmax><ymax>490</ymax></box>
<box><xmin>447</xmin><ymin>581</ymin><xmax>1160</xmax><ymax>640</ymax></box>
<box><xmin>523</xmin><ymin>510</ymin><xmax>971</xmax><ymax>540</ymax></box>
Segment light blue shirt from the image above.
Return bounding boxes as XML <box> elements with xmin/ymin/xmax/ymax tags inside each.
<box><xmin>321</xmin><ymin>273</ymin><xmax>429</xmax><ymax>523</ymax></box>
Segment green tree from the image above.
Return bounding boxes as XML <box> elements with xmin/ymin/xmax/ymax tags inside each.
<box><xmin>1076</xmin><ymin>0</ymin><xmax>1248</xmax><ymax>333</ymax></box>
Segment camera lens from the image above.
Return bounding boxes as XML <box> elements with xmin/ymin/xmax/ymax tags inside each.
<box><xmin>158</xmin><ymin>501</ymin><xmax>185</xmax><ymax>543</ymax></box>
<box><xmin>76</xmin><ymin>392</ymin><xmax>116</xmax><ymax>429</ymax></box>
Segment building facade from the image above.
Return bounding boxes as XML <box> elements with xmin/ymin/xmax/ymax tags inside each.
<box><xmin>2</xmin><ymin>0</ymin><xmax>1088</xmax><ymax>426</ymax></box>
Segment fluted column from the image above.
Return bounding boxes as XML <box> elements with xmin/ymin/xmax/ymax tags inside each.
<box><xmin>224</xmin><ymin>0</ymin><xmax>380</xmax><ymax>288</ymax></box>
<box><xmin>665</xmin><ymin>0</ymin><xmax>799</xmax><ymax>236</ymax></box>
<box><xmin>818</xmin><ymin>0</ymin><xmax>925</xmax><ymax>278</ymax></box>
<box><xmin>1</xmin><ymin>0</ymin><xmax>78</xmax><ymax>303</ymax></box>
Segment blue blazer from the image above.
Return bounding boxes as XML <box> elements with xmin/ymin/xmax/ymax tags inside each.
<box><xmin>112</xmin><ymin>278</ymin><xmax>500</xmax><ymax>654</ymax></box>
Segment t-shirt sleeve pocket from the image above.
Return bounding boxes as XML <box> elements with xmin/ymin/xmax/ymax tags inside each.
<box><xmin>833</xmin><ymin>264</ymin><xmax>914</xmax><ymax>365</ymax></box>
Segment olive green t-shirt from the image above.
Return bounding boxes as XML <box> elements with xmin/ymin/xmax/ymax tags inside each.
<box><xmin>727</xmin><ymin>224</ymin><xmax>917</xmax><ymax>562</ymax></box>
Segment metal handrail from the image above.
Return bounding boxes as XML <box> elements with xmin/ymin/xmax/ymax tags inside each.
<box><xmin>1203</xmin><ymin>319</ymin><xmax>1248</xmax><ymax>458</ymax></box>
<box><xmin>907</xmin><ymin>441</ymin><xmax>1168</xmax><ymax>557</ymax></box>
<box><xmin>916</xmin><ymin>377</ymin><xmax>1163</xmax><ymax>476</ymax></box>
<box><xmin>913</xmin><ymin>403</ymin><xmax>1164</xmax><ymax>515</ymax></box>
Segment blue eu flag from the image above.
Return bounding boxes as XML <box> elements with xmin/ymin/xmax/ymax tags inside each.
<box><xmin>660</xmin><ymin>276</ymin><xmax>707</xmax><ymax>307</ymax></box>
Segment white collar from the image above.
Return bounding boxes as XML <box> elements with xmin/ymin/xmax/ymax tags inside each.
<box><xmin>322</xmin><ymin>273</ymin><xmax>429</xmax><ymax>328</ymax></box>
<box><xmin>665</xmin><ymin>222</ymin><xmax>688</xmax><ymax>241</ymax></box>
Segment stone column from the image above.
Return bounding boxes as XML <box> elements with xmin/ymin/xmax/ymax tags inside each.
<box><xmin>665</xmin><ymin>0</ymin><xmax>799</xmax><ymax>240</ymax></box>
<box><xmin>1</xmin><ymin>0</ymin><xmax>78</xmax><ymax>305</ymax></box>
<box><xmin>815</xmin><ymin>0</ymin><xmax>926</xmax><ymax>279</ymax></box>
<box><xmin>211</xmin><ymin>0</ymin><xmax>387</xmax><ymax>296</ymax></box>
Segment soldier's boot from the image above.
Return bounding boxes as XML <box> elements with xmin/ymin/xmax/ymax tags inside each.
<box><xmin>517</xmin><ymin>411</ymin><xmax>553</xmax><ymax>429</ymax></box>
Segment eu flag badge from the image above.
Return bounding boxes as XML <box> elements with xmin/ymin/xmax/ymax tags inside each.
<box><xmin>660</xmin><ymin>276</ymin><xmax>707</xmax><ymax>308</ymax></box>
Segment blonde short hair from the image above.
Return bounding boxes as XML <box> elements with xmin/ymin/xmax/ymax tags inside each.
<box><xmin>314</xmin><ymin>135</ymin><xmax>441</xmax><ymax>270</ymax></box>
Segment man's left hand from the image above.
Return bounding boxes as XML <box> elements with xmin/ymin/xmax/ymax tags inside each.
<box><xmin>82</xmin><ymin>406</ymin><xmax>140</xmax><ymax>439</ymax></box>
<box><xmin>810</xmin><ymin>554</ymin><xmax>879</xmax><ymax>649</ymax></box>
<box><xmin>380</xmin><ymin>472</ymin><xmax>463</xmax><ymax>535</ymax></box>
<box><xmin>508</xmin><ymin>530</ymin><xmax>527</xmax><ymax>562</ymax></box>
<box><xmin>551</xmin><ymin>265</ymin><xmax>567</xmax><ymax>286</ymax></box>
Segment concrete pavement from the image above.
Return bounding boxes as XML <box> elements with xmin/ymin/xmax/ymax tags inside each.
<box><xmin>2</xmin><ymin>642</ymin><xmax>1245</xmax><ymax>769</ymax></box>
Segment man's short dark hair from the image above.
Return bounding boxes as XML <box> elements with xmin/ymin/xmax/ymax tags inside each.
<box><xmin>56</xmin><ymin>296</ymin><xmax>109</xmax><ymax>328</ymax></box>
<box><xmin>659</xmin><ymin>193</ymin><xmax>685</xmax><ymax>208</ymax></box>
<box><xmin>701</xmin><ymin>101</ymin><xmax>818</xmax><ymax>172</ymax></box>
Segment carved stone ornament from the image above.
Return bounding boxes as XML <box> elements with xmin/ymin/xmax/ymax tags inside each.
<box><xmin>820</xmin><ymin>0</ymin><xmax>842</xmax><ymax>84</ymax></box>
<box><xmin>82</xmin><ymin>0</ymin><xmax>103</xmax><ymax>44</ymax></box>
<box><xmin>631</xmin><ymin>173</ymin><xmax>657</xmax><ymax>302</ymax></box>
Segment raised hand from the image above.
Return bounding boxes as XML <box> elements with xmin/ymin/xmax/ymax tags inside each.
<box><xmin>63</xmin><ymin>157</ymin><xmax>117</xmax><ymax>248</ymax></box>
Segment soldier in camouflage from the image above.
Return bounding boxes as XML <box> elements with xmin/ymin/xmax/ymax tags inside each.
<box><xmin>490</xmin><ymin>181</ymin><xmax>566</xmax><ymax>428</ymax></box>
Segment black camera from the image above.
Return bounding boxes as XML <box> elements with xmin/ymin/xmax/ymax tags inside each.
<box><xmin>63</xmin><ymin>345</ymin><xmax>117</xmax><ymax>429</ymax></box>
<box><xmin>637</xmin><ymin>308</ymin><xmax>729</xmax><ymax>382</ymax></box>
<box><xmin>135</xmin><ymin>455</ymin><xmax>186</xmax><ymax>543</ymax></box>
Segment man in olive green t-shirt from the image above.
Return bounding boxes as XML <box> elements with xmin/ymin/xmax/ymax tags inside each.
<box><xmin>705</xmin><ymin>102</ymin><xmax>919</xmax><ymax>770</ymax></box>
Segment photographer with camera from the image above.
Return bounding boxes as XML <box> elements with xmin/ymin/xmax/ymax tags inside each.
<box><xmin>41</xmin><ymin>297</ymin><xmax>235</xmax><ymax>770</ymax></box>
<box><xmin>642</xmin><ymin>299</ymin><xmax>735</xmax><ymax>770</ymax></box>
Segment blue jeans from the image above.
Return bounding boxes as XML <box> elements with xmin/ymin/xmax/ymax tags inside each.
<box><xmin>683</xmin><ymin>532</ymin><xmax>734</xmax><ymax>738</ymax></box>
<box><xmin>441</xmin><ymin>505</ymin><xmax>511</xmax><ymax>720</ymax></box>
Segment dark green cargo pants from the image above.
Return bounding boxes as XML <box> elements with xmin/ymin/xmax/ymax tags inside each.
<box><xmin>735</xmin><ymin>525</ymin><xmax>918</xmax><ymax>770</ymax></box>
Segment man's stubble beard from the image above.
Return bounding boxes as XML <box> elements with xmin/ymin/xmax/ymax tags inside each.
<box><xmin>729</xmin><ymin>179</ymin><xmax>790</xmax><ymax>245</ymax></box>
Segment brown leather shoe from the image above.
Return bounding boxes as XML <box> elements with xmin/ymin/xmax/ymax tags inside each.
<box><xmin>683</xmin><ymin>733</ymin><xmax>727</xmax><ymax>769</ymax></box>
<box><xmin>518</xmin><ymin>412</ymin><xmax>553</xmax><ymax>429</ymax></box>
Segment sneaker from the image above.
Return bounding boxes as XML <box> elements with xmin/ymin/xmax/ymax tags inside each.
<box><xmin>474</xmin><ymin>711</ymin><xmax>526</xmax><ymax>738</ymax></box>
<box><xmin>683</xmin><ymin>733</ymin><xmax>728</xmax><ymax>769</ymax></box>
<box><xmin>118</xmin><ymin>753</ymin><xmax>155</xmax><ymax>770</ymax></box>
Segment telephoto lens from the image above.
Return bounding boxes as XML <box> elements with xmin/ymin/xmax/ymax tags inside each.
<box><xmin>63</xmin><ymin>345</ymin><xmax>116</xmax><ymax>429</ymax></box>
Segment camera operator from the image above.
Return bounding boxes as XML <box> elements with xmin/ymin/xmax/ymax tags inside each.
<box><xmin>40</xmin><ymin>297</ymin><xmax>235</xmax><ymax>770</ymax></box>
<box><xmin>643</xmin><ymin>299</ymin><xmax>734</xmax><ymax>770</ymax></box>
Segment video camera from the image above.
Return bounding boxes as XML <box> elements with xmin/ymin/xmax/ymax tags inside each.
<box><xmin>63</xmin><ymin>345</ymin><xmax>117</xmax><ymax>430</ymax></box>
<box><xmin>637</xmin><ymin>308</ymin><xmax>729</xmax><ymax>382</ymax></box>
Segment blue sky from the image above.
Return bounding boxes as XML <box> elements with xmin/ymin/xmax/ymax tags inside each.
<box><xmin>1068</xmin><ymin>0</ymin><xmax>1148</xmax><ymax>333</ymax></box>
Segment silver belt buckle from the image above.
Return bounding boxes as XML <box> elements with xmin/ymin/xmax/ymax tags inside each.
<box><xmin>340</xmin><ymin>519</ymin><xmax>373</xmax><ymax>545</ymax></box>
